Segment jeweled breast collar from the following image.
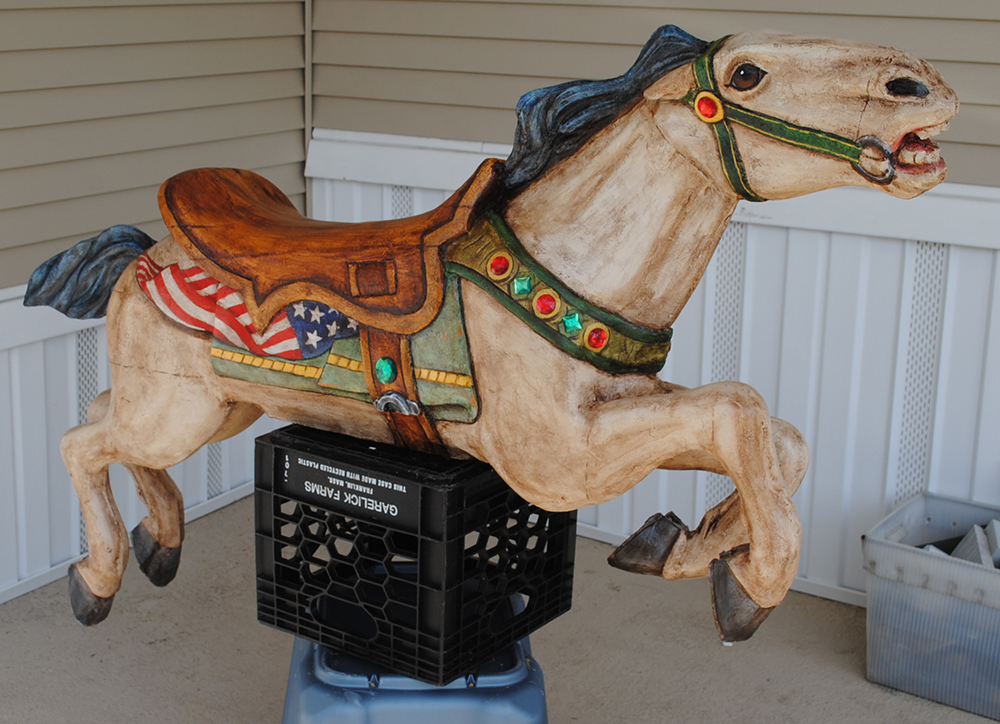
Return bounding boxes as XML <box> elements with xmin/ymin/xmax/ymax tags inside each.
<box><xmin>446</xmin><ymin>211</ymin><xmax>673</xmax><ymax>376</ymax></box>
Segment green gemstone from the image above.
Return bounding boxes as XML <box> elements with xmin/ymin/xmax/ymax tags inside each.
<box><xmin>561</xmin><ymin>311</ymin><xmax>584</xmax><ymax>336</ymax></box>
<box><xmin>374</xmin><ymin>357</ymin><xmax>397</xmax><ymax>384</ymax></box>
<box><xmin>510</xmin><ymin>275</ymin><xmax>533</xmax><ymax>298</ymax></box>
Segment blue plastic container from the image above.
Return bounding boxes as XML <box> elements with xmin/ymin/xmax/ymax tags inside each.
<box><xmin>863</xmin><ymin>493</ymin><xmax>1000</xmax><ymax>720</ymax></box>
<box><xmin>283</xmin><ymin>636</ymin><xmax>548</xmax><ymax>724</ymax></box>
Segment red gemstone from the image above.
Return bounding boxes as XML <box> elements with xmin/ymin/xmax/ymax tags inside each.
<box><xmin>587</xmin><ymin>327</ymin><xmax>608</xmax><ymax>350</ymax></box>
<box><xmin>697</xmin><ymin>96</ymin><xmax>719</xmax><ymax>120</ymax></box>
<box><xmin>490</xmin><ymin>255</ymin><xmax>511</xmax><ymax>277</ymax></box>
<box><xmin>535</xmin><ymin>293</ymin><xmax>557</xmax><ymax>316</ymax></box>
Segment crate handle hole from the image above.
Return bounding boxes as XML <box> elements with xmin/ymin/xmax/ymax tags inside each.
<box><xmin>307</xmin><ymin>595</ymin><xmax>378</xmax><ymax>640</ymax></box>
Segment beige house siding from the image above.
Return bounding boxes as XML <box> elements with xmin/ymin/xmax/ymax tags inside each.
<box><xmin>0</xmin><ymin>1</ymin><xmax>307</xmax><ymax>290</ymax></box>
<box><xmin>4</xmin><ymin>2</ymin><xmax>996</xmax><ymax>290</ymax></box>
<box><xmin>312</xmin><ymin>0</ymin><xmax>999</xmax><ymax>188</ymax></box>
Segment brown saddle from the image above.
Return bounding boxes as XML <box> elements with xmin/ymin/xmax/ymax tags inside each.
<box><xmin>158</xmin><ymin>158</ymin><xmax>502</xmax><ymax>335</ymax></box>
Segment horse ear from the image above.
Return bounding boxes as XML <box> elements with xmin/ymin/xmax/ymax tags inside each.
<box><xmin>644</xmin><ymin>65</ymin><xmax>696</xmax><ymax>101</ymax></box>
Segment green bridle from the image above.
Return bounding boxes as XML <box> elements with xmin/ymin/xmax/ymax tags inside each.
<box><xmin>683</xmin><ymin>36</ymin><xmax>896</xmax><ymax>202</ymax></box>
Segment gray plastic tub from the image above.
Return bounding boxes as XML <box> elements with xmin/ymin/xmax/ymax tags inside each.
<box><xmin>863</xmin><ymin>493</ymin><xmax>1000</xmax><ymax>719</ymax></box>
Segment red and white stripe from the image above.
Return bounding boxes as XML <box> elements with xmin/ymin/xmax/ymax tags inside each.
<box><xmin>136</xmin><ymin>253</ymin><xmax>303</xmax><ymax>359</ymax></box>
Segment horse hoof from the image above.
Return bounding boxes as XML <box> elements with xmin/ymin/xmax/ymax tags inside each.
<box><xmin>607</xmin><ymin>512</ymin><xmax>687</xmax><ymax>576</ymax></box>
<box><xmin>68</xmin><ymin>563</ymin><xmax>114</xmax><ymax>626</ymax></box>
<box><xmin>131</xmin><ymin>521</ymin><xmax>181</xmax><ymax>587</ymax></box>
<box><xmin>709</xmin><ymin>546</ymin><xmax>775</xmax><ymax>642</ymax></box>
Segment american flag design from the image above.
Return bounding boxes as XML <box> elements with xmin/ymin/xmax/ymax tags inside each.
<box><xmin>136</xmin><ymin>253</ymin><xmax>358</xmax><ymax>360</ymax></box>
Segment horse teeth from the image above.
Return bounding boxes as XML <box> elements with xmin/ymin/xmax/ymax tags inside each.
<box><xmin>898</xmin><ymin>147</ymin><xmax>939</xmax><ymax>166</ymax></box>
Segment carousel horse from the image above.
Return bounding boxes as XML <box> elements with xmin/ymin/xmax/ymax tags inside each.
<box><xmin>25</xmin><ymin>26</ymin><xmax>958</xmax><ymax>640</ymax></box>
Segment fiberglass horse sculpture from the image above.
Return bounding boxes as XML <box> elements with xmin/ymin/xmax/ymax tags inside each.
<box><xmin>26</xmin><ymin>26</ymin><xmax>958</xmax><ymax>641</ymax></box>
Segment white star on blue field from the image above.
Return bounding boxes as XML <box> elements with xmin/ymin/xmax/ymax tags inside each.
<box><xmin>287</xmin><ymin>300</ymin><xmax>358</xmax><ymax>358</ymax></box>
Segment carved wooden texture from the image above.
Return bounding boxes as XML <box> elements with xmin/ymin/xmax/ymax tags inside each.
<box><xmin>47</xmin><ymin>29</ymin><xmax>958</xmax><ymax>637</ymax></box>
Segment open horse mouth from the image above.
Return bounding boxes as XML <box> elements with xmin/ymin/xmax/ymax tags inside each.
<box><xmin>893</xmin><ymin>122</ymin><xmax>949</xmax><ymax>175</ymax></box>
<box><xmin>856</xmin><ymin>122</ymin><xmax>949</xmax><ymax>182</ymax></box>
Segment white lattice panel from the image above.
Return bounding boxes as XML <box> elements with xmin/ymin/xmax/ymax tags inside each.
<box><xmin>703</xmin><ymin>222</ymin><xmax>748</xmax><ymax>511</ymax></box>
<box><xmin>892</xmin><ymin>241</ymin><xmax>949</xmax><ymax>506</ymax></box>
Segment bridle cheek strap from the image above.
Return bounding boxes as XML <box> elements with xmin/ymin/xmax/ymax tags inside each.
<box><xmin>685</xmin><ymin>36</ymin><xmax>896</xmax><ymax>202</ymax></box>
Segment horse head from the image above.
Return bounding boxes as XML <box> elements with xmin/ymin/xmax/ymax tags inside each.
<box><xmin>643</xmin><ymin>30</ymin><xmax>959</xmax><ymax>201</ymax></box>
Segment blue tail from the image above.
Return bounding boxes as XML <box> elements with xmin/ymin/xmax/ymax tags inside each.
<box><xmin>23</xmin><ymin>225</ymin><xmax>156</xmax><ymax>319</ymax></box>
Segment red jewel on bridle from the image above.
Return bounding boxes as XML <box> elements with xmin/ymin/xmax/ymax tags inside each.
<box><xmin>694</xmin><ymin>91</ymin><xmax>725</xmax><ymax>124</ymax></box>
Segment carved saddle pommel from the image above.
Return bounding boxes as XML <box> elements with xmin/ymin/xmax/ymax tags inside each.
<box><xmin>158</xmin><ymin>158</ymin><xmax>503</xmax><ymax>335</ymax></box>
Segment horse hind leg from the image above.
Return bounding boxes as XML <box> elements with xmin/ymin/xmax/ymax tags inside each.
<box><xmin>68</xmin><ymin>381</ymin><xmax>254</xmax><ymax>623</ymax></box>
<box><xmin>125</xmin><ymin>401</ymin><xmax>262</xmax><ymax>587</ymax></box>
<box><xmin>126</xmin><ymin>465</ymin><xmax>184</xmax><ymax>587</ymax></box>
<box><xmin>83</xmin><ymin>390</ymin><xmax>184</xmax><ymax>588</ymax></box>
<box><xmin>61</xmin><ymin>417</ymin><xmax>127</xmax><ymax>625</ymax></box>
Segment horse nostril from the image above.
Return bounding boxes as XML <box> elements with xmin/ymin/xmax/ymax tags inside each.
<box><xmin>886</xmin><ymin>77</ymin><xmax>930</xmax><ymax>98</ymax></box>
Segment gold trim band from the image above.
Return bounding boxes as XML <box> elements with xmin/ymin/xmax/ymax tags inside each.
<box><xmin>212</xmin><ymin>346</ymin><xmax>473</xmax><ymax>388</ymax></box>
<box><xmin>415</xmin><ymin>367</ymin><xmax>474</xmax><ymax>388</ymax></box>
<box><xmin>326</xmin><ymin>352</ymin><xmax>364</xmax><ymax>372</ymax></box>
<box><xmin>211</xmin><ymin>346</ymin><xmax>322</xmax><ymax>379</ymax></box>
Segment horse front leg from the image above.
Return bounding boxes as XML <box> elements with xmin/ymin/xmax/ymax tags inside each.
<box><xmin>588</xmin><ymin>381</ymin><xmax>802</xmax><ymax>641</ymax></box>
<box><xmin>654</xmin><ymin>416</ymin><xmax>808</xmax><ymax>581</ymax></box>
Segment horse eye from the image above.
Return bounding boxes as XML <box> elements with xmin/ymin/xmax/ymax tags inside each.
<box><xmin>729</xmin><ymin>63</ymin><xmax>766</xmax><ymax>91</ymax></box>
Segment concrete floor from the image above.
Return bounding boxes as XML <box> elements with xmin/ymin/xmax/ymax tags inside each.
<box><xmin>0</xmin><ymin>497</ymin><xmax>989</xmax><ymax>724</ymax></box>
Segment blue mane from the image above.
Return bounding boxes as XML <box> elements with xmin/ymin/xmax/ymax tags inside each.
<box><xmin>502</xmin><ymin>25</ymin><xmax>708</xmax><ymax>192</ymax></box>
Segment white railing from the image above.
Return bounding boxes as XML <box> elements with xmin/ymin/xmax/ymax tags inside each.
<box><xmin>306</xmin><ymin>129</ymin><xmax>1000</xmax><ymax>607</ymax></box>
<box><xmin>0</xmin><ymin>284</ymin><xmax>280</xmax><ymax>605</ymax></box>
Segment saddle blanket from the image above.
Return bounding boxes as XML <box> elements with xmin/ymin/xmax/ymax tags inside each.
<box><xmin>136</xmin><ymin>253</ymin><xmax>358</xmax><ymax>359</ymax></box>
<box><xmin>135</xmin><ymin>253</ymin><xmax>479</xmax><ymax>423</ymax></box>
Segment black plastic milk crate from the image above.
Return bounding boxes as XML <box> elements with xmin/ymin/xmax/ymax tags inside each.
<box><xmin>254</xmin><ymin>425</ymin><xmax>576</xmax><ymax>686</ymax></box>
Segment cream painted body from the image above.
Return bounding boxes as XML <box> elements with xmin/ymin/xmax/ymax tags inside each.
<box><xmin>60</xmin><ymin>31</ymin><xmax>958</xmax><ymax>619</ymax></box>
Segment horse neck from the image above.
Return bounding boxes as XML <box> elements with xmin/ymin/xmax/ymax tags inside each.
<box><xmin>504</xmin><ymin>103</ymin><xmax>737</xmax><ymax>331</ymax></box>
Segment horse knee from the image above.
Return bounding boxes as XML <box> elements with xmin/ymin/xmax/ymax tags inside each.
<box><xmin>60</xmin><ymin>422</ymin><xmax>111</xmax><ymax>477</ymax></box>
<box><xmin>709</xmin><ymin>382</ymin><xmax>771</xmax><ymax>440</ymax></box>
<box><xmin>771</xmin><ymin>418</ymin><xmax>809</xmax><ymax>494</ymax></box>
<box><xmin>86</xmin><ymin>390</ymin><xmax>112</xmax><ymax>424</ymax></box>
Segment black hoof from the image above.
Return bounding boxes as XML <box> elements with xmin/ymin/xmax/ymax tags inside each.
<box><xmin>608</xmin><ymin>512</ymin><xmax>688</xmax><ymax>576</ymax></box>
<box><xmin>709</xmin><ymin>545</ymin><xmax>775</xmax><ymax>643</ymax></box>
<box><xmin>68</xmin><ymin>563</ymin><xmax>114</xmax><ymax>626</ymax></box>
<box><xmin>131</xmin><ymin>521</ymin><xmax>181</xmax><ymax>587</ymax></box>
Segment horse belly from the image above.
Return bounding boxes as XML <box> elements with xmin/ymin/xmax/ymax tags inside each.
<box><xmin>217</xmin><ymin>374</ymin><xmax>396</xmax><ymax>443</ymax></box>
